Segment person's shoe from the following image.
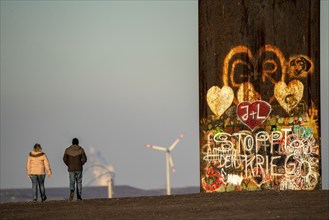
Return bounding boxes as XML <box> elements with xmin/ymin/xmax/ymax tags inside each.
<box><xmin>69</xmin><ymin>190</ymin><xmax>74</xmax><ymax>201</ymax></box>
<box><xmin>33</xmin><ymin>199</ymin><xmax>37</xmax><ymax>202</ymax></box>
<box><xmin>42</xmin><ymin>196</ymin><xmax>47</xmax><ymax>202</ymax></box>
<box><xmin>77</xmin><ymin>195</ymin><xmax>82</xmax><ymax>200</ymax></box>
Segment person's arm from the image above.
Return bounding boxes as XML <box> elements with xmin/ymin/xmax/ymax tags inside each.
<box><xmin>26</xmin><ymin>155</ymin><xmax>31</xmax><ymax>177</ymax></box>
<box><xmin>63</xmin><ymin>149</ymin><xmax>68</xmax><ymax>166</ymax></box>
<box><xmin>44</xmin><ymin>154</ymin><xmax>52</xmax><ymax>177</ymax></box>
<box><xmin>81</xmin><ymin>149</ymin><xmax>87</xmax><ymax>165</ymax></box>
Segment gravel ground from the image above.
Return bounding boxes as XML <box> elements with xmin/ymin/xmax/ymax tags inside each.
<box><xmin>1</xmin><ymin>190</ymin><xmax>328</xmax><ymax>219</ymax></box>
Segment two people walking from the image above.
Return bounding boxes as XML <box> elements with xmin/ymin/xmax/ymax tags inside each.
<box><xmin>26</xmin><ymin>138</ymin><xmax>87</xmax><ymax>202</ymax></box>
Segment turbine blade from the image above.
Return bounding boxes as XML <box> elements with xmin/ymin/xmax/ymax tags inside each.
<box><xmin>169</xmin><ymin>154</ymin><xmax>176</xmax><ymax>174</ymax></box>
<box><xmin>169</xmin><ymin>133</ymin><xmax>184</xmax><ymax>151</ymax></box>
<box><xmin>145</xmin><ymin>144</ymin><xmax>167</xmax><ymax>152</ymax></box>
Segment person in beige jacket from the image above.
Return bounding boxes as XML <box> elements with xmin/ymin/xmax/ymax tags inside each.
<box><xmin>26</xmin><ymin>143</ymin><xmax>52</xmax><ymax>202</ymax></box>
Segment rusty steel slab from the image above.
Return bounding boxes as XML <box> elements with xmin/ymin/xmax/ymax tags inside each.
<box><xmin>199</xmin><ymin>0</ymin><xmax>320</xmax><ymax>192</ymax></box>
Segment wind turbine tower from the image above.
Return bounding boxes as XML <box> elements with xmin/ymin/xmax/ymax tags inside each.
<box><xmin>145</xmin><ymin>133</ymin><xmax>184</xmax><ymax>195</ymax></box>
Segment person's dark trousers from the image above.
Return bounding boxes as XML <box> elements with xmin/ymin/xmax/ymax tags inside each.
<box><xmin>30</xmin><ymin>174</ymin><xmax>47</xmax><ymax>202</ymax></box>
<box><xmin>69</xmin><ymin>171</ymin><xmax>83</xmax><ymax>200</ymax></box>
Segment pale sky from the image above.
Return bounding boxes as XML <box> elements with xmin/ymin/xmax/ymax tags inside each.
<box><xmin>1</xmin><ymin>0</ymin><xmax>328</xmax><ymax>191</ymax></box>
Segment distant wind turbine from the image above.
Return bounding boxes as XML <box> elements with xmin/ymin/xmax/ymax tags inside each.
<box><xmin>145</xmin><ymin>133</ymin><xmax>184</xmax><ymax>195</ymax></box>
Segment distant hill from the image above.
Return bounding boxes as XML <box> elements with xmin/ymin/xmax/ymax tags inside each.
<box><xmin>0</xmin><ymin>185</ymin><xmax>200</xmax><ymax>203</ymax></box>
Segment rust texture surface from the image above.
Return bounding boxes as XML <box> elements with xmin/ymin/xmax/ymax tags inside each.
<box><xmin>199</xmin><ymin>0</ymin><xmax>320</xmax><ymax>192</ymax></box>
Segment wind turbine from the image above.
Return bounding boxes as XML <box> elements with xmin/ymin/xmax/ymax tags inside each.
<box><xmin>145</xmin><ymin>133</ymin><xmax>184</xmax><ymax>195</ymax></box>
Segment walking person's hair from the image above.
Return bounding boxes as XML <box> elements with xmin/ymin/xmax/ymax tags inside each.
<box><xmin>72</xmin><ymin>138</ymin><xmax>79</xmax><ymax>145</ymax></box>
<box><xmin>33</xmin><ymin>143</ymin><xmax>42</xmax><ymax>151</ymax></box>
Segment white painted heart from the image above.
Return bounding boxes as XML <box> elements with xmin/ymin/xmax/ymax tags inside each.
<box><xmin>206</xmin><ymin>86</ymin><xmax>234</xmax><ymax>118</ymax></box>
<box><xmin>274</xmin><ymin>80</ymin><xmax>304</xmax><ymax>113</ymax></box>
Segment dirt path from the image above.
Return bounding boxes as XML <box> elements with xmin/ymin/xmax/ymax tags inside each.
<box><xmin>1</xmin><ymin>190</ymin><xmax>328</xmax><ymax>219</ymax></box>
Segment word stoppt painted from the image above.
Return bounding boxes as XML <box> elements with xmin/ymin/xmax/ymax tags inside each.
<box><xmin>199</xmin><ymin>0</ymin><xmax>321</xmax><ymax>192</ymax></box>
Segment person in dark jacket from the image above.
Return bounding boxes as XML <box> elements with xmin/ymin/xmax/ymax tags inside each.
<box><xmin>63</xmin><ymin>138</ymin><xmax>87</xmax><ymax>201</ymax></box>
